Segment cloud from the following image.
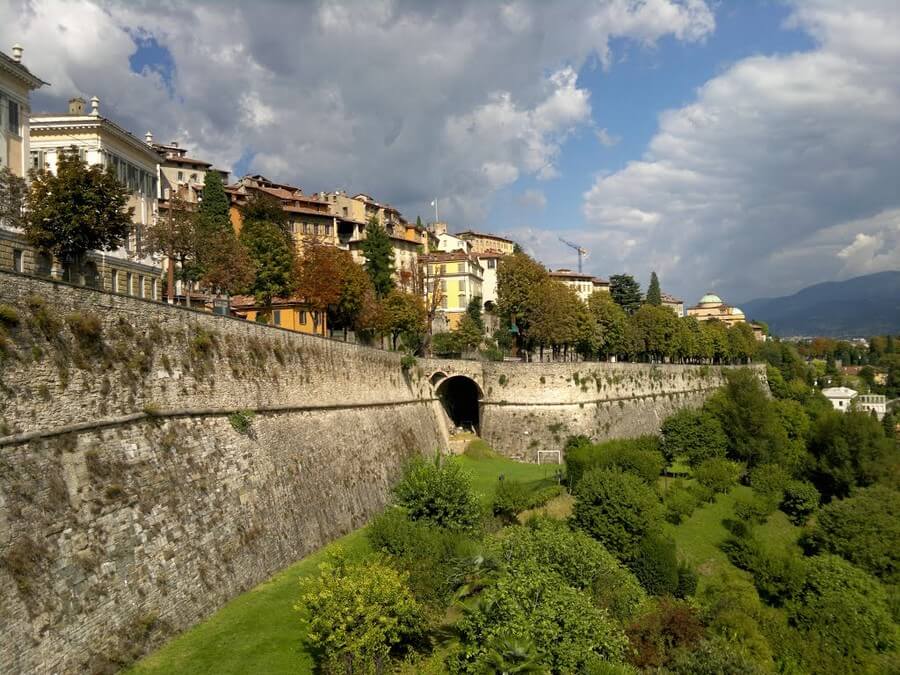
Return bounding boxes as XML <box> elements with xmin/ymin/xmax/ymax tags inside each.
<box><xmin>595</xmin><ymin>128</ymin><xmax>620</xmax><ymax>147</ymax></box>
<box><xmin>0</xmin><ymin>0</ymin><xmax>714</xmax><ymax>225</ymax></box>
<box><xmin>581</xmin><ymin>0</ymin><xmax>900</xmax><ymax>303</ymax></box>
<box><xmin>518</xmin><ymin>189</ymin><xmax>547</xmax><ymax>211</ymax></box>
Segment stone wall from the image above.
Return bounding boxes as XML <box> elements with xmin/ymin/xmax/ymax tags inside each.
<box><xmin>0</xmin><ymin>272</ymin><xmax>448</xmax><ymax>674</ymax></box>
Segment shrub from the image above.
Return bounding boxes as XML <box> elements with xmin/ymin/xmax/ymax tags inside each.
<box><xmin>802</xmin><ymin>485</ymin><xmax>900</xmax><ymax>584</ymax></box>
<box><xmin>675</xmin><ymin>560</ymin><xmax>698</xmax><ymax>598</ymax></box>
<box><xmin>572</xmin><ymin>467</ymin><xmax>663</xmax><ymax>561</ymax></box>
<box><xmin>0</xmin><ymin>304</ymin><xmax>20</xmax><ymax>327</ymax></box>
<box><xmin>393</xmin><ymin>456</ymin><xmax>482</xmax><ymax>532</ymax></box>
<box><xmin>400</xmin><ymin>353</ymin><xmax>416</xmax><ymax>371</ymax></box>
<box><xmin>667</xmin><ymin>636</ymin><xmax>767</xmax><ymax>674</ymax></box>
<box><xmin>663</xmin><ymin>482</ymin><xmax>700</xmax><ymax>524</ymax></box>
<box><xmin>367</xmin><ymin>509</ymin><xmax>479</xmax><ymax>606</ymax></box>
<box><xmin>566</xmin><ymin>436</ymin><xmax>663</xmax><ymax>488</ymax></box>
<box><xmin>228</xmin><ymin>410</ymin><xmax>255</xmax><ymax>435</ymax></box>
<box><xmin>526</xmin><ymin>484</ymin><xmax>563</xmax><ymax>509</ymax></box>
<box><xmin>660</xmin><ymin>408</ymin><xmax>727</xmax><ymax>467</ymax></box>
<box><xmin>694</xmin><ymin>458</ymin><xmax>742</xmax><ymax>494</ymax></box>
<box><xmin>66</xmin><ymin>312</ymin><xmax>103</xmax><ymax>349</ymax></box>
<box><xmin>431</xmin><ymin>331</ymin><xmax>461</xmax><ymax>357</ymax></box>
<box><xmin>488</xmin><ymin>518</ymin><xmax>646</xmax><ymax>621</ymax></box>
<box><xmin>27</xmin><ymin>295</ymin><xmax>62</xmax><ymax>340</ymax></box>
<box><xmin>688</xmin><ymin>482</ymin><xmax>715</xmax><ymax>504</ymax></box>
<box><xmin>297</xmin><ymin>550</ymin><xmax>423</xmax><ymax>673</ymax></box>
<box><xmin>749</xmin><ymin>463</ymin><xmax>790</xmax><ymax>506</ymax></box>
<box><xmin>629</xmin><ymin>533</ymin><xmax>679</xmax><ymax>596</ymax></box>
<box><xmin>787</xmin><ymin>554</ymin><xmax>897</xmax><ymax>660</ymax></box>
<box><xmin>733</xmin><ymin>493</ymin><xmax>772</xmax><ymax>524</ymax></box>
<box><xmin>492</xmin><ymin>479</ymin><xmax>530</xmax><ymax>521</ymax></box>
<box><xmin>626</xmin><ymin>598</ymin><xmax>705</xmax><ymax>669</ymax></box>
<box><xmin>449</xmin><ymin>567</ymin><xmax>629</xmax><ymax>673</ymax></box>
<box><xmin>780</xmin><ymin>480</ymin><xmax>819</xmax><ymax>525</ymax></box>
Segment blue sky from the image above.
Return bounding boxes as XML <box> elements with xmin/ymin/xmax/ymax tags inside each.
<box><xmin>4</xmin><ymin>0</ymin><xmax>899</xmax><ymax>305</ymax></box>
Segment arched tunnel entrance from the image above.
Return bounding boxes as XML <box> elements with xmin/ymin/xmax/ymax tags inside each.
<box><xmin>435</xmin><ymin>375</ymin><xmax>482</xmax><ymax>434</ymax></box>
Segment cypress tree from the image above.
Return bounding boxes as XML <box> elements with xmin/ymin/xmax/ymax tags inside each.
<box><xmin>609</xmin><ymin>274</ymin><xmax>643</xmax><ymax>314</ymax></box>
<box><xmin>361</xmin><ymin>216</ymin><xmax>395</xmax><ymax>298</ymax></box>
<box><xmin>646</xmin><ymin>271</ymin><xmax>662</xmax><ymax>306</ymax></box>
<box><xmin>197</xmin><ymin>170</ymin><xmax>231</xmax><ymax>235</ymax></box>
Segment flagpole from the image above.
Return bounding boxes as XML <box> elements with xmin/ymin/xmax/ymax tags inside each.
<box><xmin>434</xmin><ymin>199</ymin><xmax>439</xmax><ymax>224</ymax></box>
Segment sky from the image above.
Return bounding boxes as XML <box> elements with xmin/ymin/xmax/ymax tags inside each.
<box><xmin>2</xmin><ymin>0</ymin><xmax>899</xmax><ymax>305</ymax></box>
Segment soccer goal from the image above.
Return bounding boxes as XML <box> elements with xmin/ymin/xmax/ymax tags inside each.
<box><xmin>537</xmin><ymin>449</ymin><xmax>562</xmax><ymax>465</ymax></box>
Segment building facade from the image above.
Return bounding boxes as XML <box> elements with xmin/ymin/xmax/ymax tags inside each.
<box><xmin>421</xmin><ymin>250</ymin><xmax>484</xmax><ymax>330</ymax></box>
<box><xmin>661</xmin><ymin>292</ymin><xmax>684</xmax><ymax>317</ymax></box>
<box><xmin>153</xmin><ymin>136</ymin><xmax>228</xmax><ymax>204</ymax></box>
<box><xmin>686</xmin><ymin>293</ymin><xmax>748</xmax><ymax>327</ymax></box>
<box><xmin>548</xmin><ymin>268</ymin><xmax>598</xmax><ymax>302</ymax></box>
<box><xmin>457</xmin><ymin>230</ymin><xmax>516</xmax><ymax>256</ymax></box>
<box><xmin>0</xmin><ymin>45</ymin><xmax>45</xmax><ymax>178</ymax></box>
<box><xmin>230</xmin><ymin>295</ymin><xmax>326</xmax><ymax>336</ymax></box>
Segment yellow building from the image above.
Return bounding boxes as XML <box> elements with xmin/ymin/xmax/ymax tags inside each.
<box><xmin>227</xmin><ymin>175</ymin><xmax>338</xmax><ymax>248</ymax></box>
<box><xmin>230</xmin><ymin>295</ymin><xmax>327</xmax><ymax>336</ymax></box>
<box><xmin>421</xmin><ymin>250</ymin><xmax>484</xmax><ymax>330</ymax></box>
<box><xmin>686</xmin><ymin>293</ymin><xmax>747</xmax><ymax>327</ymax></box>
<box><xmin>457</xmin><ymin>230</ymin><xmax>516</xmax><ymax>256</ymax></box>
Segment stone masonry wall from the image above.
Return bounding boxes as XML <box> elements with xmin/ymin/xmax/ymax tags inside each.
<box><xmin>0</xmin><ymin>272</ymin><xmax>448</xmax><ymax>674</ymax></box>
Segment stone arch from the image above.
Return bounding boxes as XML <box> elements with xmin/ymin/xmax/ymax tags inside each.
<box><xmin>435</xmin><ymin>375</ymin><xmax>484</xmax><ymax>434</ymax></box>
<box><xmin>429</xmin><ymin>371</ymin><xmax>448</xmax><ymax>387</ymax></box>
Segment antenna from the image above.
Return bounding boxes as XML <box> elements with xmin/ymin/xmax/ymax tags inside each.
<box><xmin>558</xmin><ymin>237</ymin><xmax>589</xmax><ymax>273</ymax></box>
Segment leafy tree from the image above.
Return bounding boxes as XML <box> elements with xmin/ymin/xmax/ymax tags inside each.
<box><xmin>572</xmin><ymin>467</ymin><xmax>663</xmax><ymax>561</ymax></box>
<box><xmin>240</xmin><ymin>191</ymin><xmax>287</xmax><ymax>236</ymax></box>
<box><xmin>392</xmin><ymin>456</ymin><xmax>482</xmax><ymax>532</ymax></box>
<box><xmin>588</xmin><ymin>291</ymin><xmax>628</xmax><ymax>359</ymax></box>
<box><xmin>780</xmin><ymin>480</ymin><xmax>820</xmax><ymax>525</ymax></box>
<box><xmin>0</xmin><ymin>166</ymin><xmax>27</xmax><ymax>229</ymax></box>
<box><xmin>626</xmin><ymin>598</ymin><xmax>705</xmax><ymax>669</ymax></box>
<box><xmin>525</xmin><ymin>279</ymin><xmax>581</xmax><ymax>359</ymax></box>
<box><xmin>787</xmin><ymin>555</ymin><xmax>897</xmax><ymax>662</ymax></box>
<box><xmin>360</xmin><ymin>216</ymin><xmax>395</xmax><ymax>298</ymax></box>
<box><xmin>332</xmin><ymin>257</ymin><xmax>378</xmax><ymax>337</ymax></box>
<box><xmin>24</xmin><ymin>146</ymin><xmax>133</xmax><ymax>269</ymax></box>
<box><xmin>488</xmin><ymin>518</ymin><xmax>646</xmax><ymax>621</ymax></box>
<box><xmin>143</xmin><ymin>195</ymin><xmax>198</xmax><ymax>302</ymax></box>
<box><xmin>646</xmin><ymin>271</ymin><xmax>662</xmax><ymax>306</ymax></box>
<box><xmin>454</xmin><ymin>313</ymin><xmax>483</xmax><ymax>353</ymax></box>
<box><xmin>694</xmin><ymin>458</ymin><xmax>742</xmax><ymax>494</ymax></box>
<box><xmin>667</xmin><ymin>636</ymin><xmax>767</xmax><ymax>675</ymax></box>
<box><xmin>495</xmin><ymin>251</ymin><xmax>549</xmax><ymax>348</ymax></box>
<box><xmin>630</xmin><ymin>532</ymin><xmax>680</xmax><ymax>596</ymax></box>
<box><xmin>630</xmin><ymin>303</ymin><xmax>679</xmax><ymax>361</ymax></box>
<box><xmin>378</xmin><ymin>289</ymin><xmax>426</xmax><ymax>351</ymax></box>
<box><xmin>199</xmin><ymin>232</ymin><xmax>255</xmax><ymax>296</ymax></box>
<box><xmin>803</xmin><ymin>485</ymin><xmax>900</xmax><ymax>583</ymax></box>
<box><xmin>240</xmin><ymin>218</ymin><xmax>295</xmax><ymax>306</ymax></box>
<box><xmin>297</xmin><ymin>550</ymin><xmax>423</xmax><ymax>673</ymax></box>
<box><xmin>609</xmin><ymin>274</ymin><xmax>642</xmax><ymax>314</ymax></box>
<box><xmin>465</xmin><ymin>295</ymin><xmax>484</xmax><ymax>331</ymax></box>
<box><xmin>450</xmin><ymin>567</ymin><xmax>629</xmax><ymax>673</ymax></box>
<box><xmin>295</xmin><ymin>240</ymin><xmax>346</xmax><ymax>335</ymax></box>
<box><xmin>196</xmin><ymin>169</ymin><xmax>231</xmax><ymax>236</ymax></box>
<box><xmin>661</xmin><ymin>408</ymin><xmax>728</xmax><ymax>467</ymax></box>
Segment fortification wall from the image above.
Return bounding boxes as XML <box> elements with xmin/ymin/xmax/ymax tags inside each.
<box><xmin>0</xmin><ymin>272</ymin><xmax>447</xmax><ymax>674</ymax></box>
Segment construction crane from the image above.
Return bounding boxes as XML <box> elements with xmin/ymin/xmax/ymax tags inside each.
<box><xmin>558</xmin><ymin>237</ymin><xmax>589</xmax><ymax>273</ymax></box>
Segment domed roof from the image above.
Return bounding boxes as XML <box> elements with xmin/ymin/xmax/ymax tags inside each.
<box><xmin>698</xmin><ymin>293</ymin><xmax>723</xmax><ymax>305</ymax></box>
<box><xmin>730</xmin><ymin>307</ymin><xmax>745</xmax><ymax>317</ymax></box>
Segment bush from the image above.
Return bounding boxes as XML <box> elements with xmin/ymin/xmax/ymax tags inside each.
<box><xmin>566</xmin><ymin>436</ymin><xmax>663</xmax><ymax>488</ymax></box>
<box><xmin>449</xmin><ymin>567</ymin><xmax>629</xmax><ymax>673</ymax></box>
<box><xmin>629</xmin><ymin>533</ymin><xmax>679</xmax><ymax>596</ymax></box>
<box><xmin>749</xmin><ymin>463</ymin><xmax>790</xmax><ymax>506</ymax></box>
<box><xmin>663</xmin><ymin>482</ymin><xmax>700</xmax><ymax>524</ymax></box>
<box><xmin>367</xmin><ymin>508</ymin><xmax>478</xmax><ymax>605</ymax></box>
<box><xmin>400</xmin><ymin>353</ymin><xmax>417</xmax><ymax>371</ymax></box>
<box><xmin>688</xmin><ymin>482</ymin><xmax>715</xmax><ymax>504</ymax></box>
<box><xmin>787</xmin><ymin>554</ymin><xmax>897</xmax><ymax>660</ymax></box>
<box><xmin>733</xmin><ymin>493</ymin><xmax>772</xmax><ymax>524</ymax></box>
<box><xmin>572</xmin><ymin>467</ymin><xmax>663</xmax><ymax>561</ymax></box>
<box><xmin>675</xmin><ymin>560</ymin><xmax>698</xmax><ymax>598</ymax></box>
<box><xmin>626</xmin><ymin>598</ymin><xmax>705</xmax><ymax>669</ymax></box>
<box><xmin>694</xmin><ymin>458</ymin><xmax>742</xmax><ymax>494</ymax></box>
<box><xmin>780</xmin><ymin>480</ymin><xmax>819</xmax><ymax>525</ymax></box>
<box><xmin>431</xmin><ymin>331</ymin><xmax>461</xmax><ymax>357</ymax></box>
<box><xmin>492</xmin><ymin>479</ymin><xmax>530</xmax><ymax>521</ymax></box>
<box><xmin>0</xmin><ymin>304</ymin><xmax>20</xmax><ymax>327</ymax></box>
<box><xmin>802</xmin><ymin>485</ymin><xmax>900</xmax><ymax>584</ymax></box>
<box><xmin>661</xmin><ymin>408</ymin><xmax>728</xmax><ymax>467</ymax></box>
<box><xmin>66</xmin><ymin>312</ymin><xmax>103</xmax><ymax>348</ymax></box>
<box><xmin>488</xmin><ymin>518</ymin><xmax>646</xmax><ymax>621</ymax></box>
<box><xmin>297</xmin><ymin>550</ymin><xmax>423</xmax><ymax>673</ymax></box>
<box><xmin>228</xmin><ymin>409</ymin><xmax>255</xmax><ymax>435</ymax></box>
<box><xmin>393</xmin><ymin>456</ymin><xmax>482</xmax><ymax>532</ymax></box>
<box><xmin>667</xmin><ymin>636</ymin><xmax>767</xmax><ymax>675</ymax></box>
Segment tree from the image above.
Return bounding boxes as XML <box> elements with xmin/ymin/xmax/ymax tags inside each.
<box><xmin>526</xmin><ymin>280</ymin><xmax>579</xmax><ymax>360</ymax></box>
<box><xmin>609</xmin><ymin>274</ymin><xmax>642</xmax><ymax>314</ymax></box>
<box><xmin>379</xmin><ymin>289</ymin><xmax>427</xmax><ymax>351</ymax></box>
<box><xmin>588</xmin><ymin>291</ymin><xmax>627</xmax><ymax>360</ymax></box>
<box><xmin>143</xmin><ymin>196</ymin><xmax>198</xmax><ymax>303</ymax></box>
<box><xmin>332</xmin><ymin>257</ymin><xmax>378</xmax><ymax>337</ymax></box>
<box><xmin>646</xmin><ymin>271</ymin><xmax>662</xmax><ymax>306</ymax></box>
<box><xmin>297</xmin><ymin>551</ymin><xmax>423</xmax><ymax>673</ymax></box>
<box><xmin>572</xmin><ymin>467</ymin><xmax>663</xmax><ymax>561</ymax></box>
<box><xmin>296</xmin><ymin>241</ymin><xmax>349</xmax><ymax>335</ymax></box>
<box><xmin>455</xmin><ymin>314</ymin><xmax>484</xmax><ymax>353</ymax></box>
<box><xmin>199</xmin><ymin>232</ymin><xmax>254</xmax><ymax>296</ymax></box>
<box><xmin>0</xmin><ymin>166</ymin><xmax>27</xmax><ymax>230</ymax></box>
<box><xmin>661</xmin><ymin>408</ymin><xmax>728</xmax><ymax>467</ymax></box>
<box><xmin>392</xmin><ymin>456</ymin><xmax>482</xmax><ymax>532</ymax></box>
<box><xmin>240</xmin><ymin>191</ymin><xmax>288</xmax><ymax>237</ymax></box>
<box><xmin>496</xmin><ymin>251</ymin><xmax>549</xmax><ymax>350</ymax></box>
<box><xmin>24</xmin><ymin>146</ymin><xmax>133</xmax><ymax>272</ymax></box>
<box><xmin>465</xmin><ymin>295</ymin><xmax>484</xmax><ymax>332</ymax></box>
<box><xmin>239</xmin><ymin>218</ymin><xmax>296</xmax><ymax>306</ymax></box>
<box><xmin>360</xmin><ymin>217</ymin><xmax>395</xmax><ymax>298</ymax></box>
<box><xmin>196</xmin><ymin>169</ymin><xmax>231</xmax><ymax>236</ymax></box>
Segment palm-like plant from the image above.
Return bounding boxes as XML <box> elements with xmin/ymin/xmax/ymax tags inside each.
<box><xmin>483</xmin><ymin>638</ymin><xmax>546</xmax><ymax>674</ymax></box>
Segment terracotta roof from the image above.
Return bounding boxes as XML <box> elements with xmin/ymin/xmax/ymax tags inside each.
<box><xmin>163</xmin><ymin>156</ymin><xmax>212</xmax><ymax>168</ymax></box>
<box><xmin>661</xmin><ymin>292</ymin><xmax>683</xmax><ymax>303</ymax></box>
<box><xmin>549</xmin><ymin>268</ymin><xmax>595</xmax><ymax>280</ymax></box>
<box><xmin>284</xmin><ymin>205</ymin><xmax>333</xmax><ymax>216</ymax></box>
<box><xmin>421</xmin><ymin>250</ymin><xmax>480</xmax><ymax>264</ymax></box>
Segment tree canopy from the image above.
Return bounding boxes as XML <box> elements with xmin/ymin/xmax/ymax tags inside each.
<box><xmin>646</xmin><ymin>271</ymin><xmax>662</xmax><ymax>306</ymax></box>
<box><xmin>361</xmin><ymin>217</ymin><xmax>395</xmax><ymax>298</ymax></box>
<box><xmin>610</xmin><ymin>274</ymin><xmax>642</xmax><ymax>314</ymax></box>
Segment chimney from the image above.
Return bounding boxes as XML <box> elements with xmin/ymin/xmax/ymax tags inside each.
<box><xmin>145</xmin><ymin>130</ymin><xmax>153</xmax><ymax>145</ymax></box>
<box><xmin>68</xmin><ymin>97</ymin><xmax>85</xmax><ymax>115</ymax></box>
<box><xmin>11</xmin><ymin>44</ymin><xmax>23</xmax><ymax>63</ymax></box>
<box><xmin>90</xmin><ymin>95</ymin><xmax>100</xmax><ymax>116</ymax></box>
<box><xmin>170</xmin><ymin>141</ymin><xmax>178</xmax><ymax>148</ymax></box>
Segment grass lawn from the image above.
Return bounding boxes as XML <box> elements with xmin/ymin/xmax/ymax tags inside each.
<box><xmin>131</xmin><ymin>444</ymin><xmax>552</xmax><ymax>674</ymax></box>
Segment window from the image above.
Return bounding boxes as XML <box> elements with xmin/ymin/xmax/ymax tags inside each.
<box><xmin>126</xmin><ymin>272</ymin><xmax>133</xmax><ymax>296</ymax></box>
<box><xmin>325</xmin><ymin>223</ymin><xmax>332</xmax><ymax>236</ymax></box>
<box><xmin>138</xmin><ymin>275</ymin><xmax>145</xmax><ymax>298</ymax></box>
<box><xmin>342</xmin><ymin>206</ymin><xmax>348</xmax><ymax>217</ymax></box>
<box><xmin>13</xmin><ymin>249</ymin><xmax>23</xmax><ymax>273</ymax></box>
<box><xmin>303</xmin><ymin>223</ymin><xmax>311</xmax><ymax>235</ymax></box>
<box><xmin>152</xmin><ymin>279</ymin><xmax>158</xmax><ymax>300</ymax></box>
<box><xmin>111</xmin><ymin>270</ymin><xmax>118</xmax><ymax>293</ymax></box>
<box><xmin>177</xmin><ymin>171</ymin><xmax>184</xmax><ymax>181</ymax></box>
<box><xmin>439</xmin><ymin>264</ymin><xmax>446</xmax><ymax>275</ymax></box>
<box><xmin>441</xmin><ymin>296</ymin><xmax>448</xmax><ymax>309</ymax></box>
<box><xmin>30</xmin><ymin>150</ymin><xmax>44</xmax><ymax>172</ymax></box>
<box><xmin>299</xmin><ymin>310</ymin><xmax>307</xmax><ymax>324</ymax></box>
<box><xmin>487</xmin><ymin>258</ymin><xmax>496</xmax><ymax>269</ymax></box>
<box><xmin>190</xmin><ymin>173</ymin><xmax>197</xmax><ymax>182</ymax></box>
<box><xmin>459</xmin><ymin>279</ymin><xmax>466</xmax><ymax>293</ymax></box>
<box><xmin>273</xmin><ymin>310</ymin><xmax>281</xmax><ymax>326</ymax></box>
<box><xmin>35</xmin><ymin>252</ymin><xmax>52</xmax><ymax>277</ymax></box>
<box><xmin>458</xmin><ymin>294</ymin><xmax>465</xmax><ymax>308</ymax></box>
<box><xmin>7</xmin><ymin>99</ymin><xmax>19</xmax><ymax>134</ymax></box>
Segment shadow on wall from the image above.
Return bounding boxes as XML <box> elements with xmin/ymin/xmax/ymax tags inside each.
<box><xmin>436</xmin><ymin>375</ymin><xmax>482</xmax><ymax>434</ymax></box>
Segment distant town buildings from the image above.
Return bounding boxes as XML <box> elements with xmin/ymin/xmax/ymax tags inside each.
<box><xmin>420</xmin><ymin>250</ymin><xmax>484</xmax><ymax>330</ymax></box>
<box><xmin>457</xmin><ymin>230</ymin><xmax>516</xmax><ymax>256</ymax></box>
<box><xmin>153</xmin><ymin>136</ymin><xmax>227</xmax><ymax>204</ymax></box>
<box><xmin>661</xmin><ymin>292</ymin><xmax>684</xmax><ymax>317</ymax></box>
<box><xmin>821</xmin><ymin>386</ymin><xmax>887</xmax><ymax>419</ymax></box>
<box><xmin>687</xmin><ymin>293</ymin><xmax>747</xmax><ymax>326</ymax></box>
<box><xmin>548</xmin><ymin>268</ymin><xmax>602</xmax><ymax>302</ymax></box>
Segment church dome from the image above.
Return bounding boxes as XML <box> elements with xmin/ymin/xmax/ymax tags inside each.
<box><xmin>730</xmin><ymin>307</ymin><xmax>745</xmax><ymax>317</ymax></box>
<box><xmin>698</xmin><ymin>293</ymin><xmax>723</xmax><ymax>306</ymax></box>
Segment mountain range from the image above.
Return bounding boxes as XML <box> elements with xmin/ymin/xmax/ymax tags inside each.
<box><xmin>740</xmin><ymin>271</ymin><xmax>900</xmax><ymax>338</ymax></box>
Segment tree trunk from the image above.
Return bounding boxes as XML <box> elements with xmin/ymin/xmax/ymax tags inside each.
<box><xmin>166</xmin><ymin>254</ymin><xmax>175</xmax><ymax>305</ymax></box>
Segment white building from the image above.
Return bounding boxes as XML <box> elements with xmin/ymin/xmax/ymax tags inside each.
<box><xmin>821</xmin><ymin>387</ymin><xmax>885</xmax><ymax>419</ymax></box>
<box><xmin>822</xmin><ymin>386</ymin><xmax>858</xmax><ymax>413</ymax></box>
<box><xmin>855</xmin><ymin>394</ymin><xmax>887</xmax><ymax>420</ymax></box>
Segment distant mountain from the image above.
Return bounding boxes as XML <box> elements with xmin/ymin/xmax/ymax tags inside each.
<box><xmin>741</xmin><ymin>271</ymin><xmax>900</xmax><ymax>337</ymax></box>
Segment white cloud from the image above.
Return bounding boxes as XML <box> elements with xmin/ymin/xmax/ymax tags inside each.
<box><xmin>581</xmin><ymin>0</ymin><xmax>900</xmax><ymax>302</ymax></box>
<box><xmin>595</xmin><ymin>128</ymin><xmax>620</xmax><ymax>147</ymax></box>
<box><xmin>518</xmin><ymin>188</ymin><xmax>546</xmax><ymax>211</ymax></box>
<box><xmin>0</xmin><ymin>0</ymin><xmax>714</xmax><ymax>224</ymax></box>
